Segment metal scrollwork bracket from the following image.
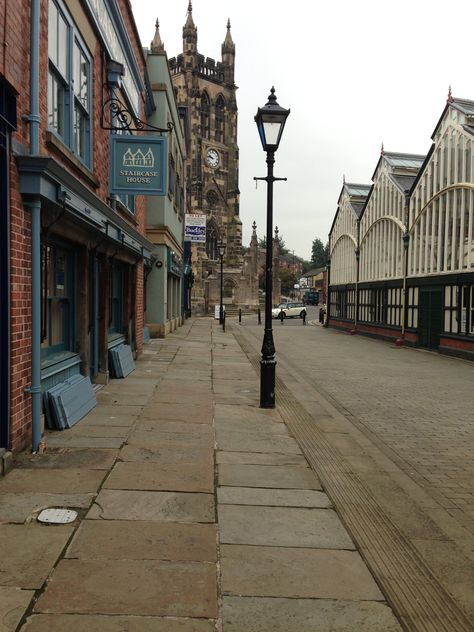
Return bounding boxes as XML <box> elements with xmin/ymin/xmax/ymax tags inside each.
<box><xmin>101</xmin><ymin>96</ymin><xmax>173</xmax><ymax>134</ymax></box>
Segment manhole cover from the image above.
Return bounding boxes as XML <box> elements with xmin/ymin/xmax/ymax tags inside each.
<box><xmin>37</xmin><ymin>508</ymin><xmax>78</xmax><ymax>524</ymax></box>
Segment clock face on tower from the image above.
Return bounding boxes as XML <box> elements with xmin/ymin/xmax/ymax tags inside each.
<box><xmin>205</xmin><ymin>148</ymin><xmax>220</xmax><ymax>168</ymax></box>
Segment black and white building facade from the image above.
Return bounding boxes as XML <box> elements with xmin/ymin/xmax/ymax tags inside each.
<box><xmin>328</xmin><ymin>96</ymin><xmax>474</xmax><ymax>360</ymax></box>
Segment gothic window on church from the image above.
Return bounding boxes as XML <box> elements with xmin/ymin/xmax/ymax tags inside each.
<box><xmin>201</xmin><ymin>92</ymin><xmax>210</xmax><ymax>140</ymax></box>
<box><xmin>206</xmin><ymin>189</ymin><xmax>219</xmax><ymax>208</ymax></box>
<box><xmin>206</xmin><ymin>222</ymin><xmax>219</xmax><ymax>260</ymax></box>
<box><xmin>215</xmin><ymin>95</ymin><xmax>225</xmax><ymax>144</ymax></box>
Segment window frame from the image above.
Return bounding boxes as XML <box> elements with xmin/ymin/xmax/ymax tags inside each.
<box><xmin>47</xmin><ymin>0</ymin><xmax>92</xmax><ymax>167</ymax></box>
<box><xmin>41</xmin><ymin>242</ymin><xmax>76</xmax><ymax>357</ymax></box>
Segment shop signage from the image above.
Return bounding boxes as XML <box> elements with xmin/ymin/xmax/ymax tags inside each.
<box><xmin>184</xmin><ymin>213</ymin><xmax>206</xmax><ymax>242</ymax></box>
<box><xmin>110</xmin><ymin>136</ymin><xmax>166</xmax><ymax>195</ymax></box>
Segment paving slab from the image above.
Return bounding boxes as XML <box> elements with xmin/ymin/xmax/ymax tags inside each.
<box><xmin>0</xmin><ymin>493</ymin><xmax>95</xmax><ymax>524</ymax></box>
<box><xmin>216</xmin><ymin>451</ymin><xmax>307</xmax><ymax>466</ymax></box>
<box><xmin>0</xmin><ymin>524</ymin><xmax>74</xmax><ymax>588</ymax></box>
<box><xmin>134</xmin><ymin>420</ymin><xmax>214</xmax><ymax>438</ymax></box>
<box><xmin>77</xmin><ymin>414</ymin><xmax>138</xmax><ymax>427</ymax></box>
<box><xmin>104</xmin><ymin>461</ymin><xmax>214</xmax><ymax>493</ymax></box>
<box><xmin>214</xmin><ymin>405</ymin><xmax>281</xmax><ymax>424</ymax></box>
<box><xmin>219</xmin><ymin>505</ymin><xmax>353</xmax><ymax>548</ymax></box>
<box><xmin>0</xmin><ymin>469</ymin><xmax>105</xmax><ymax>494</ymax></box>
<box><xmin>66</xmin><ymin>520</ymin><xmax>217</xmax><ymax>562</ymax></box>
<box><xmin>151</xmin><ymin>391</ymin><xmax>214</xmax><ymax>405</ymax></box>
<box><xmin>215</xmin><ymin>420</ymin><xmax>290</xmax><ymax>436</ymax></box>
<box><xmin>22</xmin><ymin>615</ymin><xmax>215</xmax><ymax>632</ymax></box>
<box><xmin>218</xmin><ymin>464</ymin><xmax>321</xmax><ymax>489</ymax></box>
<box><xmin>43</xmin><ymin>435</ymin><xmax>125</xmax><ymax>449</ymax></box>
<box><xmin>56</xmin><ymin>425</ymin><xmax>130</xmax><ymax>438</ymax></box>
<box><xmin>220</xmin><ymin>545</ymin><xmax>383</xmax><ymax>600</ymax></box>
<box><xmin>161</xmin><ymin>371</ymin><xmax>211</xmax><ymax>381</ymax></box>
<box><xmin>0</xmin><ymin>586</ymin><xmax>35</xmax><ymax>632</ymax></box>
<box><xmin>217</xmin><ymin>486</ymin><xmax>332</xmax><ymax>508</ymax></box>
<box><xmin>216</xmin><ymin>433</ymin><xmax>301</xmax><ymax>454</ymax></box>
<box><xmin>120</xmin><ymin>445</ymin><xmax>214</xmax><ymax>465</ymax></box>
<box><xmin>221</xmin><ymin>596</ymin><xmax>403</xmax><ymax>632</ymax></box>
<box><xmin>140</xmin><ymin>403</ymin><xmax>213</xmax><ymax>423</ymax></box>
<box><xmin>96</xmin><ymin>393</ymin><xmax>151</xmax><ymax>406</ymax></box>
<box><xmin>83</xmin><ymin>405</ymin><xmax>144</xmax><ymax>418</ymax></box>
<box><xmin>35</xmin><ymin>559</ymin><xmax>217</xmax><ymax>618</ymax></box>
<box><xmin>87</xmin><ymin>489</ymin><xmax>215</xmax><ymax>523</ymax></box>
<box><xmin>127</xmin><ymin>428</ymin><xmax>212</xmax><ymax>449</ymax></box>
<box><xmin>13</xmin><ymin>449</ymin><xmax>118</xmax><ymax>470</ymax></box>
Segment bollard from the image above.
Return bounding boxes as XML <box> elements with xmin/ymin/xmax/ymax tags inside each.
<box><xmin>280</xmin><ymin>310</ymin><xmax>284</xmax><ymax>324</ymax></box>
<box><xmin>223</xmin><ymin>310</ymin><xmax>226</xmax><ymax>332</ymax></box>
<box><xmin>258</xmin><ymin>308</ymin><xmax>261</xmax><ymax>325</ymax></box>
<box><xmin>239</xmin><ymin>308</ymin><xmax>242</xmax><ymax>324</ymax></box>
<box><xmin>302</xmin><ymin>311</ymin><xmax>306</xmax><ymax>325</ymax></box>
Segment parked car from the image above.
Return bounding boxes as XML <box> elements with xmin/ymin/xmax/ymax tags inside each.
<box><xmin>272</xmin><ymin>302</ymin><xmax>307</xmax><ymax>319</ymax></box>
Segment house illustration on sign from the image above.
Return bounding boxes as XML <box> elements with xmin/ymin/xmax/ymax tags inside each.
<box><xmin>123</xmin><ymin>148</ymin><xmax>154</xmax><ymax>167</ymax></box>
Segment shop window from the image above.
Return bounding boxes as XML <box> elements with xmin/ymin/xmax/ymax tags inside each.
<box><xmin>48</xmin><ymin>0</ymin><xmax>91</xmax><ymax>165</ymax></box>
<box><xmin>41</xmin><ymin>244</ymin><xmax>75</xmax><ymax>355</ymax></box>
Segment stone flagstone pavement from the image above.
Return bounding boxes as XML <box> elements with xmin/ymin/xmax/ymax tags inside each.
<box><xmin>0</xmin><ymin>318</ymin><xmax>402</xmax><ymax>631</ymax></box>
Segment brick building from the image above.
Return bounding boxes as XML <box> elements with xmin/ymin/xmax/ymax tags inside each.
<box><xmin>0</xmin><ymin>0</ymin><xmax>157</xmax><ymax>459</ymax></box>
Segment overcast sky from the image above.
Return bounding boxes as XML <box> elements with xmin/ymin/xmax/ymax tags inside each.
<box><xmin>130</xmin><ymin>0</ymin><xmax>474</xmax><ymax>261</ymax></box>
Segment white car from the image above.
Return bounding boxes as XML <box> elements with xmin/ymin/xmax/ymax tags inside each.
<box><xmin>272</xmin><ymin>302</ymin><xmax>307</xmax><ymax>319</ymax></box>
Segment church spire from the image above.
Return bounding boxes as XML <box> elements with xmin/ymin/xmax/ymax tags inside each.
<box><xmin>150</xmin><ymin>19</ymin><xmax>165</xmax><ymax>54</ymax></box>
<box><xmin>222</xmin><ymin>19</ymin><xmax>234</xmax><ymax>52</ymax></box>
<box><xmin>221</xmin><ymin>17</ymin><xmax>235</xmax><ymax>83</ymax></box>
<box><xmin>447</xmin><ymin>84</ymin><xmax>454</xmax><ymax>103</ymax></box>
<box><xmin>183</xmin><ymin>1</ymin><xmax>197</xmax><ymax>56</ymax></box>
<box><xmin>184</xmin><ymin>2</ymin><xmax>196</xmax><ymax>32</ymax></box>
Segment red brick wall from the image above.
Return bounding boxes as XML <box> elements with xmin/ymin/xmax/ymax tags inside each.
<box><xmin>2</xmin><ymin>0</ymin><xmax>33</xmax><ymax>453</ymax></box>
<box><xmin>3</xmin><ymin>0</ymin><xmax>149</xmax><ymax>453</ymax></box>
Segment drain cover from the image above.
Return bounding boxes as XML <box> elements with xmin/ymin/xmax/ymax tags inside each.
<box><xmin>37</xmin><ymin>508</ymin><xmax>78</xmax><ymax>524</ymax></box>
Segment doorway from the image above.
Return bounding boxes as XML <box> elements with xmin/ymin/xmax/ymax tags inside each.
<box><xmin>418</xmin><ymin>288</ymin><xmax>443</xmax><ymax>349</ymax></box>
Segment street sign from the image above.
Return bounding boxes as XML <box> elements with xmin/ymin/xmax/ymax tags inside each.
<box><xmin>110</xmin><ymin>135</ymin><xmax>167</xmax><ymax>195</ymax></box>
<box><xmin>185</xmin><ymin>214</ymin><xmax>206</xmax><ymax>242</ymax></box>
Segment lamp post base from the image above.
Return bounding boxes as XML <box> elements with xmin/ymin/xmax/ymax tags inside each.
<box><xmin>260</xmin><ymin>359</ymin><xmax>276</xmax><ymax>408</ymax></box>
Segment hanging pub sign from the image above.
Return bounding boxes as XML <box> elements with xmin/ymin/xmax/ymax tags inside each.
<box><xmin>184</xmin><ymin>213</ymin><xmax>206</xmax><ymax>242</ymax></box>
<box><xmin>110</xmin><ymin>135</ymin><xmax>167</xmax><ymax>195</ymax></box>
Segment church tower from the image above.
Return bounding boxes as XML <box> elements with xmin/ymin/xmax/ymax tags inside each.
<box><xmin>168</xmin><ymin>3</ymin><xmax>242</xmax><ymax>310</ymax></box>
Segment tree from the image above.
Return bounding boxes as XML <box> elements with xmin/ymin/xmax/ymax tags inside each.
<box><xmin>279</xmin><ymin>266</ymin><xmax>297</xmax><ymax>295</ymax></box>
<box><xmin>311</xmin><ymin>238</ymin><xmax>328</xmax><ymax>268</ymax></box>
<box><xmin>258</xmin><ymin>233</ymin><xmax>288</xmax><ymax>255</ymax></box>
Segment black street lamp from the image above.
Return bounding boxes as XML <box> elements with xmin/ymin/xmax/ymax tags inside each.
<box><xmin>254</xmin><ymin>87</ymin><xmax>290</xmax><ymax>408</ymax></box>
<box><xmin>218</xmin><ymin>240</ymin><xmax>226</xmax><ymax>325</ymax></box>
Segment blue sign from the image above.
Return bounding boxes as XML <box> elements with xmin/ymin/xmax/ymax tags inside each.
<box><xmin>110</xmin><ymin>135</ymin><xmax>167</xmax><ymax>196</ymax></box>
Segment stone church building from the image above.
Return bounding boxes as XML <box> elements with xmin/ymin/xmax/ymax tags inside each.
<box><xmin>156</xmin><ymin>3</ymin><xmax>275</xmax><ymax>313</ymax></box>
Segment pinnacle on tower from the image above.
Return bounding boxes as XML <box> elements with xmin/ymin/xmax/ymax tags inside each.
<box><xmin>222</xmin><ymin>17</ymin><xmax>235</xmax><ymax>53</ymax></box>
<box><xmin>184</xmin><ymin>1</ymin><xmax>196</xmax><ymax>30</ymax></box>
<box><xmin>150</xmin><ymin>19</ymin><xmax>165</xmax><ymax>53</ymax></box>
<box><xmin>447</xmin><ymin>84</ymin><xmax>454</xmax><ymax>103</ymax></box>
